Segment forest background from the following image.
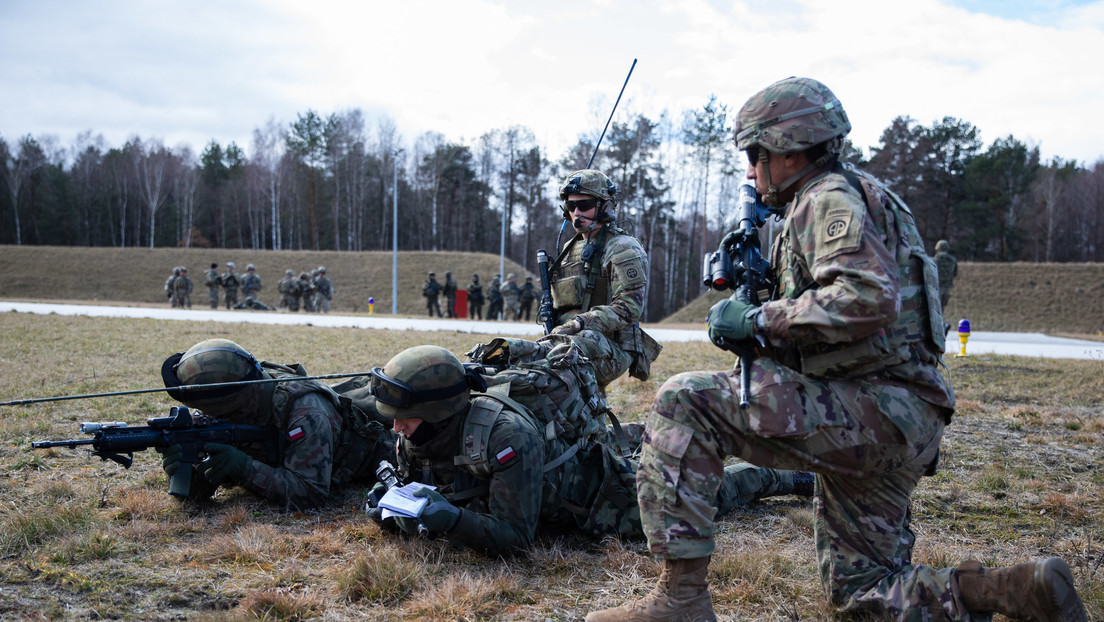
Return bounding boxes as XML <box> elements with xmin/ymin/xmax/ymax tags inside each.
<box><xmin>3</xmin><ymin>99</ymin><xmax>1103</xmax><ymax>322</ymax></box>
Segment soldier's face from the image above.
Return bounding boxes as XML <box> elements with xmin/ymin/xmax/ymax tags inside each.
<box><xmin>567</xmin><ymin>193</ymin><xmax>599</xmax><ymax>233</ymax></box>
<box><xmin>392</xmin><ymin>417</ymin><xmax>423</xmax><ymax>437</ymax></box>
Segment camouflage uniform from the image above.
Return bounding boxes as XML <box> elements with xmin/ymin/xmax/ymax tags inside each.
<box><xmin>164</xmin><ymin>268</ymin><xmax>179</xmax><ymax>306</ymax></box>
<box><xmin>204</xmin><ymin>264</ymin><xmax>221</xmax><ymax>309</ymax></box>
<box><xmin>162</xmin><ymin>339</ymin><xmax>394</xmax><ymax>510</ymax></box>
<box><xmin>633</xmin><ymin>81</ymin><xmax>963</xmax><ymax>620</ymax></box>
<box><xmin>501</xmin><ymin>274</ymin><xmax>521</xmax><ymax>320</ymax></box>
<box><xmin>241</xmin><ymin>266</ymin><xmax>263</xmax><ymax>303</ymax></box>
<box><xmin>172</xmin><ymin>268</ymin><xmax>193</xmax><ymax>309</ymax></box>
<box><xmin>518</xmin><ymin>277</ymin><xmax>536</xmax><ymax>320</ymax></box>
<box><xmin>314</xmin><ymin>268</ymin><xmax>333</xmax><ymax>313</ymax></box>
<box><xmin>934</xmin><ymin>240</ymin><xmax>958</xmax><ymax>309</ymax></box>
<box><xmin>443</xmin><ymin>271</ymin><xmax>458</xmax><ymax>318</ymax></box>
<box><xmin>486</xmin><ymin>276</ymin><xmax>503</xmax><ymax>320</ymax></box>
<box><xmin>278</xmin><ymin>270</ymin><xmax>299</xmax><ymax>311</ymax></box>
<box><xmin>221</xmin><ymin>264</ymin><xmax>241</xmax><ymax>309</ymax></box>
<box><xmin>467</xmin><ymin>275</ymin><xmax>485</xmax><ymax>320</ymax></box>
<box><xmin>423</xmin><ymin>273</ymin><xmax>443</xmax><ymax>317</ymax></box>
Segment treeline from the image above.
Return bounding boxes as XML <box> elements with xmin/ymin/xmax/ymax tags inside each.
<box><xmin>2</xmin><ymin>101</ymin><xmax>1103</xmax><ymax>320</ymax></box>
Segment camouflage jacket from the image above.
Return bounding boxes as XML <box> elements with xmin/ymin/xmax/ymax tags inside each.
<box><xmin>443</xmin><ymin>277</ymin><xmax>457</xmax><ymax>297</ymax></box>
<box><xmin>172</xmin><ymin>275</ymin><xmax>193</xmax><ymax>295</ymax></box>
<box><xmin>422</xmin><ymin>279</ymin><xmax>442</xmax><ymax>298</ymax></box>
<box><xmin>315</xmin><ymin>276</ymin><xmax>333</xmax><ymax>299</ymax></box>
<box><xmin>467</xmin><ymin>282</ymin><xmax>484</xmax><ymax>304</ymax></box>
<box><xmin>519</xmin><ymin>282</ymin><xmax>536</xmax><ymax>304</ymax></box>
<box><xmin>502</xmin><ymin>281</ymin><xmax>520</xmax><ymax>306</ymax></box>
<box><xmin>204</xmin><ymin>269</ymin><xmax>221</xmax><ymax>288</ymax></box>
<box><xmin>761</xmin><ymin>162</ymin><xmax>954</xmax><ymax>412</ymax></box>
<box><xmin>549</xmin><ymin>226</ymin><xmax>648</xmax><ymax>337</ymax></box>
<box><xmin>242</xmin><ymin>273</ymin><xmax>262</xmax><ymax>296</ymax></box>
<box><xmin>934</xmin><ymin>251</ymin><xmax>958</xmax><ymax>289</ymax></box>
<box><xmin>221</xmin><ymin>271</ymin><xmax>241</xmax><ymax>291</ymax></box>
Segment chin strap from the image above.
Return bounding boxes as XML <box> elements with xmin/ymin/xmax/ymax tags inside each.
<box><xmin>758</xmin><ymin>142</ymin><xmax>841</xmax><ymax>208</ymax></box>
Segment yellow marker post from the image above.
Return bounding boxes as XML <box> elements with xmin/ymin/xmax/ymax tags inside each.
<box><xmin>368</xmin><ymin>297</ymin><xmax>375</xmax><ymax>315</ymax></box>
<box><xmin>956</xmin><ymin>318</ymin><xmax>970</xmax><ymax>357</ymax></box>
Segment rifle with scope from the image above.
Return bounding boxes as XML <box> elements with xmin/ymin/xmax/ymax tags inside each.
<box><xmin>702</xmin><ymin>183</ymin><xmax>776</xmax><ymax>408</ymax></box>
<box><xmin>31</xmin><ymin>406</ymin><xmax>279</xmax><ymax>498</ymax></box>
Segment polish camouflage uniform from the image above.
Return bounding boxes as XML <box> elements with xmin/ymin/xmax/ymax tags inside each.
<box><xmin>633</xmin><ymin>78</ymin><xmax>966</xmax><ymax>620</ymax></box>
<box><xmin>934</xmin><ymin>240</ymin><xmax>958</xmax><ymax>309</ymax></box>
<box><xmin>443</xmin><ymin>271</ymin><xmax>458</xmax><ymax>318</ymax></box>
<box><xmin>373</xmin><ymin>346</ymin><xmax>806</xmax><ymax>559</ymax></box>
<box><xmin>162</xmin><ymin>339</ymin><xmax>394</xmax><ymax>510</ymax></box>
<box><xmin>486</xmin><ymin>276</ymin><xmax>503</xmax><ymax>320</ymax></box>
<box><xmin>221</xmin><ymin>264</ymin><xmax>241</xmax><ymax>309</ymax></box>
<box><xmin>423</xmin><ymin>273</ymin><xmax>443</xmax><ymax>317</ymax></box>
<box><xmin>204</xmin><ymin>264</ymin><xmax>221</xmax><ymax>309</ymax></box>
<box><xmin>467</xmin><ymin>275</ymin><xmax>485</xmax><ymax>320</ymax></box>
<box><xmin>518</xmin><ymin>277</ymin><xmax>536</xmax><ymax>320</ymax></box>
<box><xmin>550</xmin><ymin>170</ymin><xmax>661</xmax><ymax>386</ymax></box>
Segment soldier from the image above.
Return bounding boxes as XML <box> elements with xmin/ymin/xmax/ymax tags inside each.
<box><xmin>204</xmin><ymin>263</ymin><xmax>221</xmax><ymax>309</ymax></box>
<box><xmin>502</xmin><ymin>273</ymin><xmax>521</xmax><ymax>320</ymax></box>
<box><xmin>365</xmin><ymin>346</ymin><xmax>813</xmax><ymax>558</ymax></box>
<box><xmin>278</xmin><ymin>269</ymin><xmax>299</xmax><ymax>312</ymax></box>
<box><xmin>467</xmin><ymin>274</ymin><xmax>484</xmax><ymax>320</ymax></box>
<box><xmin>518</xmin><ymin>276</ymin><xmax>536</xmax><ymax>321</ymax></box>
<box><xmin>443</xmin><ymin>271</ymin><xmax>458</xmax><ymax>318</ymax></box>
<box><xmin>172</xmin><ymin>266</ymin><xmax>193</xmax><ymax>309</ymax></box>
<box><xmin>158</xmin><ymin>339</ymin><xmax>394</xmax><ymax>509</ymax></box>
<box><xmin>164</xmin><ymin>267</ymin><xmax>180</xmax><ymax>307</ymax></box>
<box><xmin>934</xmin><ymin>239</ymin><xmax>959</xmax><ymax>309</ymax></box>
<box><xmin>221</xmin><ymin>262</ymin><xmax>241</xmax><ymax>309</ymax></box>
<box><xmin>587</xmin><ymin>77</ymin><xmax>1086</xmax><ymax>622</ymax></box>
<box><xmin>314</xmin><ymin>266</ymin><xmax>333</xmax><ymax>313</ymax></box>
<box><xmin>548</xmin><ymin>169</ymin><xmax>660</xmax><ymax>387</ymax></box>
<box><xmin>300</xmin><ymin>272</ymin><xmax>316</xmax><ymax>313</ymax></box>
<box><xmin>241</xmin><ymin>264</ymin><xmax>263</xmax><ymax>304</ymax></box>
<box><xmin>486</xmin><ymin>275</ymin><xmax>503</xmax><ymax>320</ymax></box>
<box><xmin>422</xmin><ymin>272</ymin><xmax>443</xmax><ymax>317</ymax></box>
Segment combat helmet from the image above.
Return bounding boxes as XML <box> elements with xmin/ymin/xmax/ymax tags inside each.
<box><xmin>558</xmin><ymin>169</ymin><xmax>622</xmax><ymax>225</ymax></box>
<box><xmin>734</xmin><ymin>77</ymin><xmax>852</xmax><ymax>207</ymax></box>
<box><xmin>371</xmin><ymin>345</ymin><xmax>483</xmax><ymax>423</ymax></box>
<box><xmin>161</xmin><ymin>338</ymin><xmax>263</xmax><ymax>416</ymax></box>
<box><xmin>936</xmin><ymin>240</ymin><xmax>950</xmax><ymax>252</ymax></box>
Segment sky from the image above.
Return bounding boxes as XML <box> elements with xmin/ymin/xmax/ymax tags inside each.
<box><xmin>3</xmin><ymin>0</ymin><xmax>1103</xmax><ymax>166</ymax></box>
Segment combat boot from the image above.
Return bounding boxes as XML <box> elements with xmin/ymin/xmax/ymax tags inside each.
<box><xmin>585</xmin><ymin>557</ymin><xmax>715</xmax><ymax>622</ymax></box>
<box><xmin>956</xmin><ymin>557</ymin><xmax>1087</xmax><ymax>622</ymax></box>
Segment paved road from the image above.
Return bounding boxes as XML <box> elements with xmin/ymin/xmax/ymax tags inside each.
<box><xmin>3</xmin><ymin>301</ymin><xmax>1102</xmax><ymax>360</ymax></box>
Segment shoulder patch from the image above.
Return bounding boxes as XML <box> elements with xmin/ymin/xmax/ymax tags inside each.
<box><xmin>812</xmin><ymin>184</ymin><xmax>865</xmax><ymax>262</ymax></box>
<box><xmin>288</xmin><ymin>426</ymin><xmax>305</xmax><ymax>442</ymax></box>
<box><xmin>495</xmin><ymin>446</ymin><xmax>517</xmax><ymax>464</ymax></box>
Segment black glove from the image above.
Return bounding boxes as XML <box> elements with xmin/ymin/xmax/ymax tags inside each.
<box><xmin>365</xmin><ymin>482</ymin><xmax>388</xmax><ymax>509</ymax></box>
<box><xmin>412</xmin><ymin>488</ymin><xmax>461</xmax><ymax>534</ymax></box>
<box><xmin>197</xmin><ymin>443</ymin><xmax>252</xmax><ymax>486</ymax></box>
<box><xmin>157</xmin><ymin>444</ymin><xmax>184</xmax><ymax>477</ymax></box>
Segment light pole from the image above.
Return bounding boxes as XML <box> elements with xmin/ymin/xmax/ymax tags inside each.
<box><xmin>392</xmin><ymin>149</ymin><xmax>402</xmax><ymax>315</ymax></box>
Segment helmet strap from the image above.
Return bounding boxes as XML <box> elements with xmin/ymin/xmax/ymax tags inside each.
<box><xmin>759</xmin><ymin>148</ymin><xmax>836</xmax><ymax>208</ymax></box>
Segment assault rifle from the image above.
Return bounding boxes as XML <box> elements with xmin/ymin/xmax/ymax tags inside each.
<box><xmin>536</xmin><ymin>249</ymin><xmax>555</xmax><ymax>334</ymax></box>
<box><xmin>31</xmin><ymin>406</ymin><xmax>278</xmax><ymax>498</ymax></box>
<box><xmin>702</xmin><ymin>183</ymin><xmax>776</xmax><ymax>408</ymax></box>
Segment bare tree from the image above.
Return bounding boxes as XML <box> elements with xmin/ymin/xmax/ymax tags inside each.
<box><xmin>132</xmin><ymin>138</ymin><xmax>173</xmax><ymax>248</ymax></box>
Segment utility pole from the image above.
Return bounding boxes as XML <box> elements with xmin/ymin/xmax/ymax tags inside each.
<box><xmin>392</xmin><ymin>149</ymin><xmax>401</xmax><ymax>315</ymax></box>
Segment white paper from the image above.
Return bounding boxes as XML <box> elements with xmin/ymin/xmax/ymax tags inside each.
<box><xmin>377</xmin><ymin>482</ymin><xmax>435</xmax><ymax>518</ymax></box>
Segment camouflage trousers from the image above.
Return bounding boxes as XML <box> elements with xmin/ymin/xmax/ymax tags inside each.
<box><xmin>570</xmin><ymin>329</ymin><xmax>632</xmax><ymax>388</ymax></box>
<box><xmin>636</xmin><ymin>359</ymin><xmax>980</xmax><ymax>621</ymax></box>
<box><xmin>208</xmin><ymin>286</ymin><xmax>219</xmax><ymax>309</ymax></box>
<box><xmin>225</xmin><ymin>290</ymin><xmax>238</xmax><ymax>309</ymax></box>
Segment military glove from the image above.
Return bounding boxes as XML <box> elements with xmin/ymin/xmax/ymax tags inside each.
<box><xmin>550</xmin><ymin>317</ymin><xmax>583</xmax><ymax>336</ymax></box>
<box><xmin>412</xmin><ymin>488</ymin><xmax>461</xmax><ymax>534</ymax></box>
<box><xmin>157</xmin><ymin>444</ymin><xmax>184</xmax><ymax>477</ymax></box>
<box><xmin>365</xmin><ymin>482</ymin><xmax>389</xmax><ymax>509</ymax></box>
<box><xmin>197</xmin><ymin>443</ymin><xmax>252</xmax><ymax>486</ymax></box>
<box><xmin>707</xmin><ymin>298</ymin><xmax>761</xmax><ymax>348</ymax></box>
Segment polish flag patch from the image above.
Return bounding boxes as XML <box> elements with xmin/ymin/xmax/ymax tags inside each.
<box><xmin>288</xmin><ymin>427</ymin><xmax>305</xmax><ymax>442</ymax></box>
<box><xmin>495</xmin><ymin>447</ymin><xmax>516</xmax><ymax>464</ymax></box>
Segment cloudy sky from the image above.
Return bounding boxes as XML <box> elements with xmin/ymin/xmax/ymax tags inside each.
<box><xmin>3</xmin><ymin>0</ymin><xmax>1103</xmax><ymax>166</ymax></box>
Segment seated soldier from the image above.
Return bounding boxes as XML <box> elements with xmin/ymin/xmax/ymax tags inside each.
<box><xmin>365</xmin><ymin>345</ymin><xmax>813</xmax><ymax>558</ymax></box>
<box><xmin>159</xmin><ymin>338</ymin><xmax>393</xmax><ymax>510</ymax></box>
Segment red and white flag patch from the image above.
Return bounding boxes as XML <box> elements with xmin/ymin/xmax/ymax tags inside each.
<box><xmin>288</xmin><ymin>426</ymin><xmax>305</xmax><ymax>442</ymax></box>
<box><xmin>495</xmin><ymin>446</ymin><xmax>516</xmax><ymax>464</ymax></box>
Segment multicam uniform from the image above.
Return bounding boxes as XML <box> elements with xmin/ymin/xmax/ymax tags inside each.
<box><xmin>394</xmin><ymin>397</ymin><xmax>801</xmax><ymax>558</ymax></box>
<box><xmin>172</xmin><ymin>272</ymin><xmax>193</xmax><ymax>308</ymax></box>
<box><xmin>278</xmin><ymin>273</ymin><xmax>300</xmax><ymax>311</ymax></box>
<box><xmin>934</xmin><ymin>243</ymin><xmax>958</xmax><ymax>309</ymax></box>
<box><xmin>549</xmin><ymin>226</ymin><xmax>660</xmax><ymax>385</ymax></box>
<box><xmin>314</xmin><ymin>272</ymin><xmax>333</xmax><ymax>313</ymax></box>
<box><xmin>204</xmin><ymin>267</ymin><xmax>221</xmax><ymax>309</ymax></box>
<box><xmin>242</xmin><ymin>271</ymin><xmax>263</xmax><ymax>302</ymax></box>
<box><xmin>636</xmin><ymin>163</ymin><xmax>958</xmax><ymax>619</ymax></box>
<box><xmin>502</xmin><ymin>276</ymin><xmax>520</xmax><ymax>320</ymax></box>
<box><xmin>221</xmin><ymin>269</ymin><xmax>241</xmax><ymax>309</ymax></box>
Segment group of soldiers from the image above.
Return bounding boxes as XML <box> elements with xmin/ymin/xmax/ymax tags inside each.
<box><xmin>278</xmin><ymin>267</ymin><xmax>334</xmax><ymax>313</ymax></box>
<box><xmin>145</xmin><ymin>77</ymin><xmax>1083</xmax><ymax>622</ymax></box>
<box><xmin>422</xmin><ymin>271</ymin><xmax>538</xmax><ymax>320</ymax></box>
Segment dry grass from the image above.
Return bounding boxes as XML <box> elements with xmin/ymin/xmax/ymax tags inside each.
<box><xmin>663</xmin><ymin>261</ymin><xmax>1104</xmax><ymax>335</ymax></box>
<box><xmin>1</xmin><ymin>312</ymin><xmax>1102</xmax><ymax>620</ymax></box>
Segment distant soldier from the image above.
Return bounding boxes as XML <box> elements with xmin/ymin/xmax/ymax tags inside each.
<box><xmin>164</xmin><ymin>267</ymin><xmax>180</xmax><ymax>307</ymax></box>
<box><xmin>297</xmin><ymin>273</ymin><xmax>312</xmax><ymax>312</ymax></box>
<box><xmin>314</xmin><ymin>266</ymin><xmax>333</xmax><ymax>313</ymax></box>
<box><xmin>172</xmin><ymin>267</ymin><xmax>193</xmax><ymax>309</ymax></box>
<box><xmin>518</xmin><ymin>276</ymin><xmax>536</xmax><ymax>321</ymax></box>
<box><xmin>241</xmin><ymin>264</ymin><xmax>263</xmax><ymax>304</ymax></box>
<box><xmin>443</xmin><ymin>271</ymin><xmax>458</xmax><ymax>318</ymax></box>
<box><xmin>204</xmin><ymin>263</ymin><xmax>222</xmax><ymax>309</ymax></box>
<box><xmin>486</xmin><ymin>274</ymin><xmax>503</xmax><ymax>320</ymax></box>
<box><xmin>501</xmin><ymin>273</ymin><xmax>521</xmax><ymax>320</ymax></box>
<box><xmin>467</xmin><ymin>274</ymin><xmax>485</xmax><ymax>320</ymax></box>
<box><xmin>278</xmin><ymin>269</ymin><xmax>299</xmax><ymax>311</ymax></box>
<box><xmin>934</xmin><ymin>239</ymin><xmax>959</xmax><ymax>309</ymax></box>
<box><xmin>221</xmin><ymin>262</ymin><xmax>241</xmax><ymax>309</ymax></box>
<box><xmin>422</xmin><ymin>272</ymin><xmax>443</xmax><ymax>317</ymax></box>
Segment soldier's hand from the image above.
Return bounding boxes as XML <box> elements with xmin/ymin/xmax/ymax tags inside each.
<box><xmin>156</xmin><ymin>444</ymin><xmax>184</xmax><ymax>477</ymax></box>
<box><xmin>707</xmin><ymin>299</ymin><xmax>760</xmax><ymax>348</ymax></box>
<box><xmin>550</xmin><ymin>317</ymin><xmax>583</xmax><ymax>336</ymax></box>
<box><xmin>412</xmin><ymin>488</ymin><xmax>461</xmax><ymax>534</ymax></box>
<box><xmin>365</xmin><ymin>482</ymin><xmax>388</xmax><ymax>509</ymax></box>
<box><xmin>198</xmin><ymin>443</ymin><xmax>252</xmax><ymax>486</ymax></box>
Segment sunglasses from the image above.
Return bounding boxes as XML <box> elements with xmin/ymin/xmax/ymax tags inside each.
<box><xmin>745</xmin><ymin>146</ymin><xmax>761</xmax><ymax>167</ymax></box>
<box><xmin>564</xmin><ymin>198</ymin><xmax>600</xmax><ymax>212</ymax></box>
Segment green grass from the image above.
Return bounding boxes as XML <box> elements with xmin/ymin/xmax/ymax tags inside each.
<box><xmin>0</xmin><ymin>312</ymin><xmax>1102</xmax><ymax>620</ymax></box>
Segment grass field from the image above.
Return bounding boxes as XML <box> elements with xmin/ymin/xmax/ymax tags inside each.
<box><xmin>1</xmin><ymin>312</ymin><xmax>1101</xmax><ymax>620</ymax></box>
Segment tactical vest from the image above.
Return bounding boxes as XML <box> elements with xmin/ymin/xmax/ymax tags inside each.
<box><xmin>205</xmin><ymin>270</ymin><xmax>219</xmax><ymax>287</ymax></box>
<box><xmin>770</xmin><ymin>166</ymin><xmax>946</xmax><ymax>378</ymax></box>
<box><xmin>222</xmin><ymin>273</ymin><xmax>241</xmax><ymax>289</ymax></box>
<box><xmin>263</xmin><ymin>362</ymin><xmax>388</xmax><ymax>487</ymax></box>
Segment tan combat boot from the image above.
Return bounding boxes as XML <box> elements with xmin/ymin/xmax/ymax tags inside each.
<box><xmin>956</xmin><ymin>557</ymin><xmax>1087</xmax><ymax>622</ymax></box>
<box><xmin>585</xmin><ymin>557</ymin><xmax>715</xmax><ymax>622</ymax></box>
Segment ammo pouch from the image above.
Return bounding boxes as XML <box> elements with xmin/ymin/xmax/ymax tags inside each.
<box><xmin>796</xmin><ymin>328</ymin><xmax>911</xmax><ymax>379</ymax></box>
<box><xmin>551</xmin><ymin>275</ymin><xmax>586</xmax><ymax>311</ymax></box>
<box><xmin>618</xmin><ymin>323</ymin><xmax>663</xmax><ymax>381</ymax></box>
